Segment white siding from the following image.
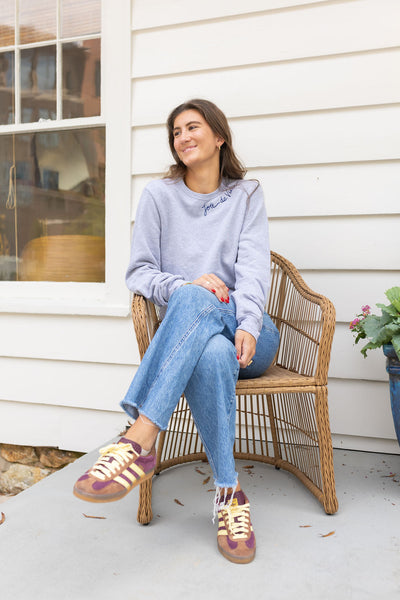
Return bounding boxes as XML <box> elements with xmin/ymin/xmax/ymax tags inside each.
<box><xmin>1</xmin><ymin>0</ymin><xmax>399</xmax><ymax>453</ymax></box>
<box><xmin>130</xmin><ymin>0</ymin><xmax>400</xmax><ymax>453</ymax></box>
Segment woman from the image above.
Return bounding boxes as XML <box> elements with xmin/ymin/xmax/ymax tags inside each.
<box><xmin>73</xmin><ymin>99</ymin><xmax>280</xmax><ymax>564</ymax></box>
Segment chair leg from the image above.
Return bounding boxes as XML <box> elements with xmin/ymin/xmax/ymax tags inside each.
<box><xmin>266</xmin><ymin>393</ymin><xmax>282</xmax><ymax>466</ymax></box>
<box><xmin>315</xmin><ymin>387</ymin><xmax>339</xmax><ymax>514</ymax></box>
<box><xmin>137</xmin><ymin>478</ymin><xmax>153</xmax><ymax>525</ymax></box>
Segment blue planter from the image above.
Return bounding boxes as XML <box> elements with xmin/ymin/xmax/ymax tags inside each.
<box><xmin>383</xmin><ymin>344</ymin><xmax>400</xmax><ymax>446</ymax></box>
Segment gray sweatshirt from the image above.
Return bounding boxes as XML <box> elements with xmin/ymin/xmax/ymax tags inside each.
<box><xmin>126</xmin><ymin>177</ymin><xmax>271</xmax><ymax>340</ymax></box>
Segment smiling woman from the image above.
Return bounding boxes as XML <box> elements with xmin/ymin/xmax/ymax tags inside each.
<box><xmin>73</xmin><ymin>98</ymin><xmax>280</xmax><ymax>565</ymax></box>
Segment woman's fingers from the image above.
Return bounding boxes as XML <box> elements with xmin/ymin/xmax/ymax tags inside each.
<box><xmin>235</xmin><ymin>329</ymin><xmax>256</xmax><ymax>368</ymax></box>
<box><xmin>192</xmin><ymin>274</ymin><xmax>229</xmax><ymax>303</ymax></box>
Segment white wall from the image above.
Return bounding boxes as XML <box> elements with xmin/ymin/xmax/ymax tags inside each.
<box><xmin>1</xmin><ymin>0</ymin><xmax>399</xmax><ymax>453</ymax></box>
<box><xmin>130</xmin><ymin>0</ymin><xmax>400</xmax><ymax>453</ymax></box>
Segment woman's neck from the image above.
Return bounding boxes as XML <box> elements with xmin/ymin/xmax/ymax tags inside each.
<box><xmin>184</xmin><ymin>167</ymin><xmax>220</xmax><ymax>194</ymax></box>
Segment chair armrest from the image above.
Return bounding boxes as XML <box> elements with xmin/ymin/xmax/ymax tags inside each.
<box><xmin>131</xmin><ymin>294</ymin><xmax>160</xmax><ymax>360</ymax></box>
<box><xmin>269</xmin><ymin>251</ymin><xmax>336</xmax><ymax>384</ymax></box>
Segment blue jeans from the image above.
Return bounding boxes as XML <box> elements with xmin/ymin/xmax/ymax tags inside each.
<box><xmin>121</xmin><ymin>285</ymin><xmax>280</xmax><ymax>488</ymax></box>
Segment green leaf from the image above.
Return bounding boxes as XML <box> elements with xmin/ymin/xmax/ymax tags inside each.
<box><xmin>363</xmin><ymin>315</ymin><xmax>384</xmax><ymax>339</ymax></box>
<box><xmin>392</xmin><ymin>334</ymin><xmax>400</xmax><ymax>361</ymax></box>
<box><xmin>373</xmin><ymin>324</ymin><xmax>399</xmax><ymax>346</ymax></box>
<box><xmin>377</xmin><ymin>303</ymin><xmax>400</xmax><ymax>318</ymax></box>
<box><xmin>361</xmin><ymin>340</ymin><xmax>381</xmax><ymax>357</ymax></box>
<box><xmin>385</xmin><ymin>287</ymin><xmax>400</xmax><ymax>312</ymax></box>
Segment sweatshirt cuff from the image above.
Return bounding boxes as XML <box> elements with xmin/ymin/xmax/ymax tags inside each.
<box><xmin>236</xmin><ymin>315</ymin><xmax>262</xmax><ymax>342</ymax></box>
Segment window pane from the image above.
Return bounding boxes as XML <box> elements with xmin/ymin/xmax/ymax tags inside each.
<box><xmin>21</xmin><ymin>46</ymin><xmax>56</xmax><ymax>123</ymax></box>
<box><xmin>0</xmin><ymin>0</ymin><xmax>15</xmax><ymax>46</ymax></box>
<box><xmin>62</xmin><ymin>0</ymin><xmax>101</xmax><ymax>38</ymax></box>
<box><xmin>19</xmin><ymin>0</ymin><xmax>57</xmax><ymax>45</ymax></box>
<box><xmin>0</xmin><ymin>50</ymin><xmax>15</xmax><ymax>124</ymax></box>
<box><xmin>62</xmin><ymin>38</ymin><xmax>100</xmax><ymax>119</ymax></box>
<box><xmin>0</xmin><ymin>127</ymin><xmax>105</xmax><ymax>282</ymax></box>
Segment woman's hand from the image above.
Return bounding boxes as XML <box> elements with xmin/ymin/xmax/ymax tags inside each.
<box><xmin>191</xmin><ymin>273</ymin><xmax>230</xmax><ymax>303</ymax></box>
<box><xmin>235</xmin><ymin>329</ymin><xmax>256</xmax><ymax>368</ymax></box>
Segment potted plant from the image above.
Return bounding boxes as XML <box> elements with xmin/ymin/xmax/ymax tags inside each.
<box><xmin>350</xmin><ymin>287</ymin><xmax>400</xmax><ymax>445</ymax></box>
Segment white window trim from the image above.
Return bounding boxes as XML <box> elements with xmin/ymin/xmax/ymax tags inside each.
<box><xmin>0</xmin><ymin>0</ymin><xmax>132</xmax><ymax>316</ymax></box>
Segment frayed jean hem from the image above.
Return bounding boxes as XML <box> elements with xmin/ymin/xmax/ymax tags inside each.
<box><xmin>120</xmin><ymin>399</ymin><xmax>168</xmax><ymax>431</ymax></box>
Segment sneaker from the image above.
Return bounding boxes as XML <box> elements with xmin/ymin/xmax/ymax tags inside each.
<box><xmin>217</xmin><ymin>490</ymin><xmax>256</xmax><ymax>564</ymax></box>
<box><xmin>73</xmin><ymin>437</ymin><xmax>156</xmax><ymax>503</ymax></box>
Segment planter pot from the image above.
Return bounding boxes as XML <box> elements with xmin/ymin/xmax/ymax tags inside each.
<box><xmin>383</xmin><ymin>344</ymin><xmax>400</xmax><ymax>446</ymax></box>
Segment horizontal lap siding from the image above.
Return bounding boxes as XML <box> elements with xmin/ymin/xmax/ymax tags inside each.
<box><xmin>131</xmin><ymin>0</ymin><xmax>400</xmax><ymax>77</ymax></box>
<box><xmin>131</xmin><ymin>0</ymin><xmax>326</xmax><ymax>30</ymax></box>
<box><xmin>130</xmin><ymin>0</ymin><xmax>400</xmax><ymax>453</ymax></box>
<box><xmin>2</xmin><ymin>0</ymin><xmax>398</xmax><ymax>452</ymax></box>
<box><xmin>0</xmin><ymin>400</ymin><xmax>129</xmax><ymax>453</ymax></box>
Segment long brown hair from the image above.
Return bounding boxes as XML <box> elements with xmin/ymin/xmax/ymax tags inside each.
<box><xmin>164</xmin><ymin>99</ymin><xmax>246</xmax><ymax>182</ymax></box>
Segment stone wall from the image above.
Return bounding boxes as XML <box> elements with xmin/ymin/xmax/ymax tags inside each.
<box><xmin>0</xmin><ymin>444</ymin><xmax>84</xmax><ymax>495</ymax></box>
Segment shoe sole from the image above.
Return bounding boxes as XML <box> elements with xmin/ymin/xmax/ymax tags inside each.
<box><xmin>73</xmin><ymin>469</ymin><xmax>154</xmax><ymax>503</ymax></box>
<box><xmin>218</xmin><ymin>543</ymin><xmax>256</xmax><ymax>564</ymax></box>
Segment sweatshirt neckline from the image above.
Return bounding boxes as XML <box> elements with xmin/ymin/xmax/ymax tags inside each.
<box><xmin>176</xmin><ymin>177</ymin><xmax>230</xmax><ymax>200</ymax></box>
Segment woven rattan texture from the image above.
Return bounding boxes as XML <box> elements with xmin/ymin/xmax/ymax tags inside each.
<box><xmin>131</xmin><ymin>251</ymin><xmax>338</xmax><ymax>523</ymax></box>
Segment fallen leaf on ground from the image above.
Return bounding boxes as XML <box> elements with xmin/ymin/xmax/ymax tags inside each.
<box><xmin>0</xmin><ymin>512</ymin><xmax>5</xmax><ymax>525</ymax></box>
<box><xmin>299</xmin><ymin>525</ymin><xmax>312</xmax><ymax>528</ymax></box>
<box><xmin>83</xmin><ymin>514</ymin><xmax>106</xmax><ymax>520</ymax></box>
<box><xmin>381</xmin><ymin>473</ymin><xmax>396</xmax><ymax>478</ymax></box>
<box><xmin>174</xmin><ymin>498</ymin><xmax>184</xmax><ymax>506</ymax></box>
<box><xmin>243</xmin><ymin>465</ymin><xmax>254</xmax><ymax>469</ymax></box>
<box><xmin>320</xmin><ymin>530</ymin><xmax>335</xmax><ymax>538</ymax></box>
<box><xmin>203</xmin><ymin>476</ymin><xmax>210</xmax><ymax>485</ymax></box>
<box><xmin>195</xmin><ymin>468</ymin><xmax>205</xmax><ymax>475</ymax></box>
<box><xmin>207</xmin><ymin>489</ymin><xmax>215</xmax><ymax>492</ymax></box>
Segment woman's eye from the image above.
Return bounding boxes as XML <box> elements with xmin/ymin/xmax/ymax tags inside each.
<box><xmin>173</xmin><ymin>131</ymin><xmax>180</xmax><ymax>137</ymax></box>
<box><xmin>189</xmin><ymin>125</ymin><xmax>197</xmax><ymax>131</ymax></box>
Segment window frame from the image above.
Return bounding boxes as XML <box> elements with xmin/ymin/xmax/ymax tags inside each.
<box><xmin>0</xmin><ymin>0</ymin><xmax>132</xmax><ymax>316</ymax></box>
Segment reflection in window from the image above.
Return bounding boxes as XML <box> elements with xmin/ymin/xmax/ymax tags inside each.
<box><xmin>19</xmin><ymin>0</ymin><xmax>57</xmax><ymax>45</ymax></box>
<box><xmin>0</xmin><ymin>51</ymin><xmax>14</xmax><ymax>124</ymax></box>
<box><xmin>20</xmin><ymin>46</ymin><xmax>56</xmax><ymax>122</ymax></box>
<box><xmin>62</xmin><ymin>39</ymin><xmax>101</xmax><ymax>119</ymax></box>
<box><xmin>62</xmin><ymin>0</ymin><xmax>101</xmax><ymax>38</ymax></box>
<box><xmin>0</xmin><ymin>0</ymin><xmax>15</xmax><ymax>46</ymax></box>
<box><xmin>0</xmin><ymin>127</ymin><xmax>105</xmax><ymax>282</ymax></box>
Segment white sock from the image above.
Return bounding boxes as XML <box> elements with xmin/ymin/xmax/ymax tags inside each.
<box><xmin>140</xmin><ymin>447</ymin><xmax>150</xmax><ymax>456</ymax></box>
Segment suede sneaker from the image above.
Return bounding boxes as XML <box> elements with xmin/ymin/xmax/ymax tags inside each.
<box><xmin>217</xmin><ymin>490</ymin><xmax>256</xmax><ymax>564</ymax></box>
<box><xmin>73</xmin><ymin>437</ymin><xmax>156</xmax><ymax>503</ymax></box>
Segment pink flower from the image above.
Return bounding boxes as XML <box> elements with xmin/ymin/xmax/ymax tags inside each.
<box><xmin>349</xmin><ymin>318</ymin><xmax>360</xmax><ymax>330</ymax></box>
<box><xmin>361</xmin><ymin>305</ymin><xmax>371</xmax><ymax>314</ymax></box>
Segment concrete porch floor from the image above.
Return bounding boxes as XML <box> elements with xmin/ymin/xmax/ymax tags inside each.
<box><xmin>0</xmin><ymin>445</ymin><xmax>399</xmax><ymax>600</ymax></box>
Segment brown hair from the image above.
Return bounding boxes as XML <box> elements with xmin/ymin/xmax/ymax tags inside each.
<box><xmin>164</xmin><ymin>99</ymin><xmax>246</xmax><ymax>182</ymax></box>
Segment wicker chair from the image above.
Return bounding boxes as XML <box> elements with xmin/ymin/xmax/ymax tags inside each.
<box><xmin>131</xmin><ymin>251</ymin><xmax>338</xmax><ymax>524</ymax></box>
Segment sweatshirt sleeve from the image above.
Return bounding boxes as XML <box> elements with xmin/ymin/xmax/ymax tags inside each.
<box><xmin>125</xmin><ymin>186</ymin><xmax>188</xmax><ymax>305</ymax></box>
<box><xmin>230</xmin><ymin>183</ymin><xmax>271</xmax><ymax>340</ymax></box>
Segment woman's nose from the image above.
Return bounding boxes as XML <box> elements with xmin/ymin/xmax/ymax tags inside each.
<box><xmin>181</xmin><ymin>128</ymin><xmax>191</xmax><ymax>142</ymax></box>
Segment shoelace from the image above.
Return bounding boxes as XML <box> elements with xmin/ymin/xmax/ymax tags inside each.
<box><xmin>89</xmin><ymin>443</ymin><xmax>136</xmax><ymax>480</ymax></box>
<box><xmin>221</xmin><ymin>502</ymin><xmax>251</xmax><ymax>540</ymax></box>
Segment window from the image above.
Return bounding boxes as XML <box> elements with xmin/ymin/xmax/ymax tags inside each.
<box><xmin>0</xmin><ymin>0</ymin><xmax>104</xmax><ymax>282</ymax></box>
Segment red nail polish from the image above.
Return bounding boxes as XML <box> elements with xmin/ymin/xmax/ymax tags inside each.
<box><xmin>211</xmin><ymin>289</ymin><xmax>216</xmax><ymax>293</ymax></box>
<box><xmin>237</xmin><ymin>354</ymin><xmax>240</xmax><ymax>360</ymax></box>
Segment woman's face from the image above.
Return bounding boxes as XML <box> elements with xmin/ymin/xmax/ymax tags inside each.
<box><xmin>172</xmin><ymin>109</ymin><xmax>223</xmax><ymax>171</ymax></box>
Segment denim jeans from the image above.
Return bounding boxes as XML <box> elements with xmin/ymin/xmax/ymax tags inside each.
<box><xmin>121</xmin><ymin>285</ymin><xmax>280</xmax><ymax>488</ymax></box>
